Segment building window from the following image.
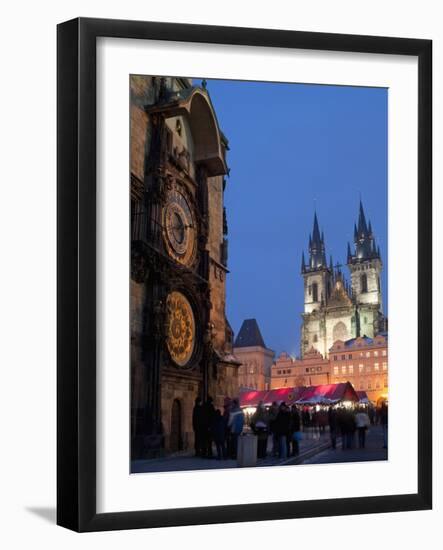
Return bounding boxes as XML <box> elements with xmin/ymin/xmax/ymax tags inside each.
<box><xmin>348</xmin><ymin>354</ymin><xmax>352</xmax><ymax>359</ymax></box>
<box><xmin>374</xmin><ymin>363</ymin><xmax>379</xmax><ymax>371</ymax></box>
<box><xmin>312</xmin><ymin>282</ymin><xmax>318</xmax><ymax>302</ymax></box>
<box><xmin>341</xmin><ymin>366</ymin><xmax>346</xmax><ymax>374</ymax></box>
<box><xmin>333</xmin><ymin>355</ymin><xmax>337</xmax><ymax>361</ymax></box>
<box><xmin>384</xmin><ymin>378</ymin><xmax>388</xmax><ymax>388</ymax></box>
<box><xmin>341</xmin><ymin>355</ymin><xmax>346</xmax><ymax>360</ymax></box>
<box><xmin>313</xmin><ymin>334</ymin><xmax>318</xmax><ymax>343</ymax></box>
<box><xmin>382</xmin><ymin>350</ymin><xmax>387</xmax><ymax>356</ymax></box>
<box><xmin>366</xmin><ymin>365</ymin><xmax>371</xmax><ymax>373</ymax></box>
<box><xmin>277</xmin><ymin>370</ymin><xmax>281</xmax><ymax>375</ymax></box>
<box><xmin>287</xmin><ymin>369</ymin><xmax>292</xmax><ymax>374</ymax></box>
<box><xmin>333</xmin><ymin>366</ymin><xmax>339</xmax><ymax>375</ymax></box>
<box><xmin>382</xmin><ymin>362</ymin><xmax>387</xmax><ymax>371</ymax></box>
<box><xmin>348</xmin><ymin>365</ymin><xmax>354</xmax><ymax>374</ymax></box>
<box><xmin>368</xmin><ymin>381</ymin><xmax>372</xmax><ymax>390</ymax></box>
<box><xmin>365</xmin><ymin>351</ymin><xmax>370</xmax><ymax>358</ymax></box>
<box><xmin>306</xmin><ymin>368</ymin><xmax>309</xmax><ymax>373</ymax></box>
<box><xmin>359</xmin><ymin>364</ymin><xmax>364</xmax><ymax>373</ymax></box>
<box><xmin>361</xmin><ymin>273</ymin><xmax>368</xmax><ymax>293</ymax></box>
<box><xmin>374</xmin><ymin>350</ymin><xmax>379</xmax><ymax>357</ymax></box>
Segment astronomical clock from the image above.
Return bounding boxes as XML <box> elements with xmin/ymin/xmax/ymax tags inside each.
<box><xmin>162</xmin><ymin>184</ymin><xmax>197</xmax><ymax>268</ymax></box>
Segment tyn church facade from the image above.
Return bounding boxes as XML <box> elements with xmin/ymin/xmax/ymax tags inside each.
<box><xmin>300</xmin><ymin>203</ymin><xmax>387</xmax><ymax>359</ymax></box>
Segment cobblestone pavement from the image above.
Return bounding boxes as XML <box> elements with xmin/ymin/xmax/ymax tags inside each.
<box><xmin>301</xmin><ymin>425</ymin><xmax>388</xmax><ymax>465</ymax></box>
<box><xmin>132</xmin><ymin>429</ymin><xmax>334</xmax><ymax>473</ymax></box>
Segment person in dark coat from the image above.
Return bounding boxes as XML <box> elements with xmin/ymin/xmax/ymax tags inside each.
<box><xmin>342</xmin><ymin>408</ymin><xmax>356</xmax><ymax>449</ymax></box>
<box><xmin>212</xmin><ymin>409</ymin><xmax>227</xmax><ymax>460</ymax></box>
<box><xmin>328</xmin><ymin>406</ymin><xmax>338</xmax><ymax>450</ymax></box>
<box><xmin>201</xmin><ymin>396</ymin><xmax>216</xmax><ymax>457</ymax></box>
<box><xmin>268</xmin><ymin>401</ymin><xmax>279</xmax><ymax>457</ymax></box>
<box><xmin>192</xmin><ymin>397</ymin><xmax>204</xmax><ymax>457</ymax></box>
<box><xmin>251</xmin><ymin>401</ymin><xmax>269</xmax><ymax>459</ymax></box>
<box><xmin>222</xmin><ymin>397</ymin><xmax>232</xmax><ymax>457</ymax></box>
<box><xmin>379</xmin><ymin>402</ymin><xmax>388</xmax><ymax>448</ymax></box>
<box><xmin>274</xmin><ymin>402</ymin><xmax>292</xmax><ymax>459</ymax></box>
<box><xmin>290</xmin><ymin>405</ymin><xmax>301</xmax><ymax>456</ymax></box>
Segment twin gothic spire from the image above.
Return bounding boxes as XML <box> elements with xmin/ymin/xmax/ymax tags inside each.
<box><xmin>301</xmin><ymin>201</ymin><xmax>381</xmax><ymax>274</ymax></box>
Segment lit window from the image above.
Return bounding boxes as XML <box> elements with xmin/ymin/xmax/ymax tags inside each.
<box><xmin>348</xmin><ymin>365</ymin><xmax>354</xmax><ymax>374</ymax></box>
<box><xmin>374</xmin><ymin>363</ymin><xmax>379</xmax><ymax>371</ymax></box>
<box><xmin>359</xmin><ymin>364</ymin><xmax>364</xmax><ymax>373</ymax></box>
<box><xmin>333</xmin><ymin>366</ymin><xmax>339</xmax><ymax>375</ymax></box>
<box><xmin>341</xmin><ymin>366</ymin><xmax>346</xmax><ymax>374</ymax></box>
<box><xmin>382</xmin><ymin>350</ymin><xmax>387</xmax><ymax>356</ymax></box>
<box><xmin>317</xmin><ymin>367</ymin><xmax>322</xmax><ymax>372</ymax></box>
<box><xmin>374</xmin><ymin>350</ymin><xmax>379</xmax><ymax>357</ymax></box>
<box><xmin>382</xmin><ymin>362</ymin><xmax>387</xmax><ymax>371</ymax></box>
<box><xmin>366</xmin><ymin>351</ymin><xmax>370</xmax><ymax>358</ymax></box>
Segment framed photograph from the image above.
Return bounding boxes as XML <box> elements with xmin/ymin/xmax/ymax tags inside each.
<box><xmin>57</xmin><ymin>17</ymin><xmax>432</xmax><ymax>532</ymax></box>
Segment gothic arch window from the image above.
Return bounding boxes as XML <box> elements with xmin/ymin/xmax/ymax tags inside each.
<box><xmin>361</xmin><ymin>273</ymin><xmax>368</xmax><ymax>293</ymax></box>
<box><xmin>333</xmin><ymin>321</ymin><xmax>348</xmax><ymax>343</ymax></box>
<box><xmin>312</xmin><ymin>282</ymin><xmax>318</xmax><ymax>302</ymax></box>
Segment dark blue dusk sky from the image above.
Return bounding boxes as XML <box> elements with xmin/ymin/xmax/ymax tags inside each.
<box><xmin>197</xmin><ymin>79</ymin><xmax>388</xmax><ymax>357</ymax></box>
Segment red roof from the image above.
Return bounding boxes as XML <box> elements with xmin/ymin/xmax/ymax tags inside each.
<box><xmin>296</xmin><ymin>382</ymin><xmax>359</xmax><ymax>404</ymax></box>
<box><xmin>240</xmin><ymin>382</ymin><xmax>359</xmax><ymax>408</ymax></box>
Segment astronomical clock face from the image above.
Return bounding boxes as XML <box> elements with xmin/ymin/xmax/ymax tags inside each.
<box><xmin>163</xmin><ymin>185</ymin><xmax>197</xmax><ymax>266</ymax></box>
<box><xmin>166</xmin><ymin>291</ymin><xmax>196</xmax><ymax>367</ymax></box>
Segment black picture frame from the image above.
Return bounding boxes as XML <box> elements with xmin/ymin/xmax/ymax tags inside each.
<box><xmin>57</xmin><ymin>17</ymin><xmax>432</xmax><ymax>532</ymax></box>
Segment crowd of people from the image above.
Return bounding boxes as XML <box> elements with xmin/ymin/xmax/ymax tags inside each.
<box><xmin>192</xmin><ymin>396</ymin><xmax>388</xmax><ymax>462</ymax></box>
<box><xmin>192</xmin><ymin>396</ymin><xmax>245</xmax><ymax>460</ymax></box>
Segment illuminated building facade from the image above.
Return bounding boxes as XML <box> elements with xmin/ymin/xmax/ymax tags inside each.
<box><xmin>329</xmin><ymin>333</ymin><xmax>388</xmax><ymax>404</ymax></box>
<box><xmin>300</xmin><ymin>203</ymin><xmax>387</xmax><ymax>359</ymax></box>
<box><xmin>234</xmin><ymin>319</ymin><xmax>275</xmax><ymax>391</ymax></box>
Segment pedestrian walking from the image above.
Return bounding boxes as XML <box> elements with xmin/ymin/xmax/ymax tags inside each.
<box><xmin>328</xmin><ymin>406</ymin><xmax>338</xmax><ymax>450</ymax></box>
<box><xmin>251</xmin><ymin>401</ymin><xmax>269</xmax><ymax>459</ymax></box>
<box><xmin>290</xmin><ymin>405</ymin><xmax>301</xmax><ymax>456</ymax></box>
<box><xmin>274</xmin><ymin>402</ymin><xmax>292</xmax><ymax>459</ymax></box>
<box><xmin>355</xmin><ymin>407</ymin><xmax>370</xmax><ymax>449</ymax></box>
<box><xmin>379</xmin><ymin>402</ymin><xmax>388</xmax><ymax>449</ymax></box>
<box><xmin>212</xmin><ymin>409</ymin><xmax>227</xmax><ymax>460</ymax></box>
<box><xmin>192</xmin><ymin>396</ymin><xmax>204</xmax><ymax>457</ymax></box>
<box><xmin>268</xmin><ymin>401</ymin><xmax>279</xmax><ymax>457</ymax></box>
<box><xmin>201</xmin><ymin>396</ymin><xmax>216</xmax><ymax>458</ymax></box>
<box><xmin>227</xmin><ymin>399</ymin><xmax>244</xmax><ymax>459</ymax></box>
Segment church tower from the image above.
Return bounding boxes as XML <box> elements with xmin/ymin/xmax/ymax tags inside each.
<box><xmin>347</xmin><ymin>201</ymin><xmax>384</xmax><ymax>337</ymax></box>
<box><xmin>300</xmin><ymin>213</ymin><xmax>334</xmax><ymax>357</ymax></box>
<box><xmin>301</xmin><ymin>212</ymin><xmax>331</xmax><ymax>314</ymax></box>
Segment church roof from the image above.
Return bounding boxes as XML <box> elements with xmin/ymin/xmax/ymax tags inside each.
<box><xmin>234</xmin><ymin>319</ymin><xmax>266</xmax><ymax>348</ymax></box>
